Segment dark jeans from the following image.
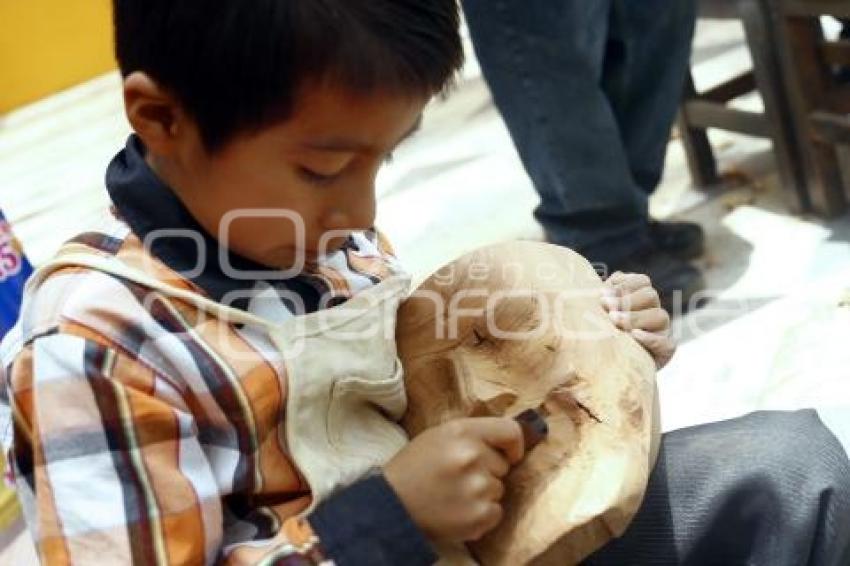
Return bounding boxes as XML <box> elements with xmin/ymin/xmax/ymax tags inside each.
<box><xmin>463</xmin><ymin>0</ymin><xmax>697</xmax><ymax>264</ymax></box>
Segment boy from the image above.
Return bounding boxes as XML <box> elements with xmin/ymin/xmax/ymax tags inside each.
<box><xmin>0</xmin><ymin>1</ymin><xmax>672</xmax><ymax>563</ymax></box>
<box><xmin>1</xmin><ymin>2</ymin><xmax>848</xmax><ymax>565</ymax></box>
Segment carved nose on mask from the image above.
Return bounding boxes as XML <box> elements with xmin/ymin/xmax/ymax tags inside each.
<box><xmin>447</xmin><ymin>349</ymin><xmax>519</xmax><ymax>417</ymax></box>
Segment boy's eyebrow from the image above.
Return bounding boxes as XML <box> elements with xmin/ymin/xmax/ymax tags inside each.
<box><xmin>302</xmin><ymin>116</ymin><xmax>422</xmax><ymax>153</ymax></box>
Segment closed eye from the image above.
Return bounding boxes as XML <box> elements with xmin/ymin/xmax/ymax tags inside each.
<box><xmin>298</xmin><ymin>167</ymin><xmax>338</xmax><ymax>186</ymax></box>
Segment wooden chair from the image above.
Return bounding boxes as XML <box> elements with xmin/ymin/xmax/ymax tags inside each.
<box><xmin>678</xmin><ymin>0</ymin><xmax>810</xmax><ymax>212</ymax></box>
<box><xmin>769</xmin><ymin>0</ymin><xmax>850</xmax><ymax>217</ymax></box>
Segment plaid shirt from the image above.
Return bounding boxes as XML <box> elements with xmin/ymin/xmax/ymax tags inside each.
<box><xmin>0</xmin><ymin>137</ymin><xmax>436</xmax><ymax>565</ymax></box>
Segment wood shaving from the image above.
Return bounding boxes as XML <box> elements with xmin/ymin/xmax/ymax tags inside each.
<box><xmin>720</xmin><ymin>168</ymin><xmax>754</xmax><ymax>187</ymax></box>
<box><xmin>721</xmin><ymin>187</ymin><xmax>757</xmax><ymax>211</ymax></box>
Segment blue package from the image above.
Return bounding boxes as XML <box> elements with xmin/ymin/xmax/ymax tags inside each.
<box><xmin>0</xmin><ymin>211</ymin><xmax>33</xmax><ymax>338</ymax></box>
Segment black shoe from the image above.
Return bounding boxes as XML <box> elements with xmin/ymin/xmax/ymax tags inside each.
<box><xmin>649</xmin><ymin>220</ymin><xmax>705</xmax><ymax>261</ymax></box>
<box><xmin>596</xmin><ymin>246</ymin><xmax>706</xmax><ymax>314</ymax></box>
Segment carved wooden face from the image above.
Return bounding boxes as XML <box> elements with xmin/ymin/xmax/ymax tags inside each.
<box><xmin>396</xmin><ymin>242</ymin><xmax>659</xmax><ymax>565</ymax></box>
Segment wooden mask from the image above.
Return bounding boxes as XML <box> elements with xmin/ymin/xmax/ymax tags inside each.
<box><xmin>396</xmin><ymin>242</ymin><xmax>660</xmax><ymax>565</ymax></box>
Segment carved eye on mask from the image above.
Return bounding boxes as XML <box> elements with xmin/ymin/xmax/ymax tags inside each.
<box><xmin>396</xmin><ymin>241</ymin><xmax>660</xmax><ymax>565</ymax></box>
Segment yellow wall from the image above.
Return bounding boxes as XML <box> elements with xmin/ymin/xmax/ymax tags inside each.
<box><xmin>0</xmin><ymin>0</ymin><xmax>115</xmax><ymax>532</ymax></box>
<box><xmin>0</xmin><ymin>454</ymin><xmax>19</xmax><ymax>532</ymax></box>
<box><xmin>0</xmin><ymin>0</ymin><xmax>115</xmax><ymax>114</ymax></box>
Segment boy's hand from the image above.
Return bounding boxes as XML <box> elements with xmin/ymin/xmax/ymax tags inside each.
<box><xmin>384</xmin><ymin>418</ymin><xmax>524</xmax><ymax>543</ymax></box>
<box><xmin>601</xmin><ymin>272</ymin><xmax>675</xmax><ymax>369</ymax></box>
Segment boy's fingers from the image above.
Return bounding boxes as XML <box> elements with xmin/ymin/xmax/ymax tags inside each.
<box><xmin>605</xmin><ymin>271</ymin><xmax>628</xmax><ymax>286</ymax></box>
<box><xmin>487</xmin><ymin>478</ymin><xmax>506</xmax><ymax>502</ymax></box>
<box><xmin>473</xmin><ymin>502</ymin><xmax>504</xmax><ymax>541</ymax></box>
<box><xmin>466</xmin><ymin>418</ymin><xmax>525</xmax><ymax>465</ymax></box>
<box><xmin>479</xmin><ymin>446</ymin><xmax>512</xmax><ymax>478</ymax></box>
<box><xmin>610</xmin><ymin>307</ymin><xmax>670</xmax><ymax>333</ymax></box>
<box><xmin>606</xmin><ymin>273</ymin><xmax>652</xmax><ymax>295</ymax></box>
<box><xmin>603</xmin><ymin>286</ymin><xmax>660</xmax><ymax>312</ymax></box>
<box><xmin>632</xmin><ymin>329</ymin><xmax>676</xmax><ymax>369</ymax></box>
<box><xmin>472</xmin><ymin>473</ymin><xmax>506</xmax><ymax>501</ymax></box>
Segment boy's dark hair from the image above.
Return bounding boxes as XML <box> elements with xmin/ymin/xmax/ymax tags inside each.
<box><xmin>114</xmin><ymin>0</ymin><xmax>463</xmax><ymax>152</ymax></box>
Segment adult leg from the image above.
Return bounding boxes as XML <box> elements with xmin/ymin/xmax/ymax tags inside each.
<box><xmin>604</xmin><ymin>0</ymin><xmax>698</xmax><ymax>196</ymax></box>
<box><xmin>462</xmin><ymin>0</ymin><xmax>652</xmax><ymax>262</ymax></box>
<box><xmin>605</xmin><ymin>0</ymin><xmax>706</xmax><ymax>265</ymax></box>
<box><xmin>463</xmin><ymin>1</ymin><xmax>704</xmax><ymax>311</ymax></box>
<box><xmin>585</xmin><ymin>410</ymin><xmax>850</xmax><ymax>565</ymax></box>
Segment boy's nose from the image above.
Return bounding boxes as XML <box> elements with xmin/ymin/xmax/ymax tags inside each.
<box><xmin>321</xmin><ymin>194</ymin><xmax>376</xmax><ymax>234</ymax></box>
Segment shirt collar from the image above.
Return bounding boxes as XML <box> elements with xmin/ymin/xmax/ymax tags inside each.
<box><xmin>105</xmin><ymin>135</ymin><xmax>324</xmax><ymax>310</ymax></box>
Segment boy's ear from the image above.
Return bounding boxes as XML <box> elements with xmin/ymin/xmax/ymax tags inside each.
<box><xmin>123</xmin><ymin>72</ymin><xmax>186</xmax><ymax>156</ymax></box>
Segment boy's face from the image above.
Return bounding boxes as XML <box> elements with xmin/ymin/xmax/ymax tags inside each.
<box><xmin>132</xmin><ymin>78</ymin><xmax>427</xmax><ymax>269</ymax></box>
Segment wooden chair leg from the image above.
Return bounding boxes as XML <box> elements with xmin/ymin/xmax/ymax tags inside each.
<box><xmin>809</xmin><ymin>141</ymin><xmax>847</xmax><ymax>214</ymax></box>
<box><xmin>740</xmin><ymin>0</ymin><xmax>810</xmax><ymax>212</ymax></box>
<box><xmin>768</xmin><ymin>1</ymin><xmax>847</xmax><ymax>216</ymax></box>
<box><xmin>837</xmin><ymin>145</ymin><xmax>850</xmax><ymax>204</ymax></box>
<box><xmin>678</xmin><ymin>71</ymin><xmax>720</xmax><ymax>188</ymax></box>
